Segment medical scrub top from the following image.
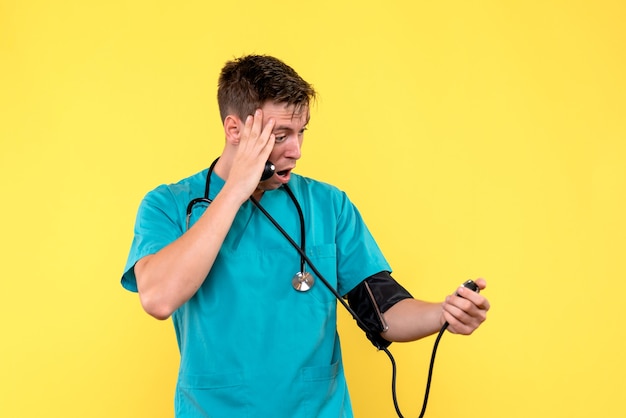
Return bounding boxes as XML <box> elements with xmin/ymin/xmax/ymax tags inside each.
<box><xmin>121</xmin><ymin>169</ymin><xmax>391</xmax><ymax>418</ymax></box>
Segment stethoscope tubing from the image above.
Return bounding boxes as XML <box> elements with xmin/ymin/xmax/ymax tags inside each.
<box><xmin>248</xmin><ymin>194</ymin><xmax>370</xmax><ymax>333</ymax></box>
<box><xmin>185</xmin><ymin>159</ymin><xmax>449</xmax><ymax>418</ymax></box>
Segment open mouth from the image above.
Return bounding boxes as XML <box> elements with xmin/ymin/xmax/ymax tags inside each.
<box><xmin>276</xmin><ymin>169</ymin><xmax>290</xmax><ymax>177</ymax></box>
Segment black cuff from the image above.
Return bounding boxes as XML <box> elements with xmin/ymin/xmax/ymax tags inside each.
<box><xmin>345</xmin><ymin>271</ymin><xmax>413</xmax><ymax>349</ymax></box>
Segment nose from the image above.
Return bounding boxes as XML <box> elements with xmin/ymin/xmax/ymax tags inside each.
<box><xmin>283</xmin><ymin>136</ymin><xmax>302</xmax><ymax>160</ymax></box>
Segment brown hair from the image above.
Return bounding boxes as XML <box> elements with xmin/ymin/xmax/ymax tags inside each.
<box><xmin>217</xmin><ymin>55</ymin><xmax>316</xmax><ymax>122</ymax></box>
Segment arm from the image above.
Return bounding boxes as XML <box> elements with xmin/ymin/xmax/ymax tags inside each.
<box><xmin>135</xmin><ymin>110</ymin><xmax>275</xmax><ymax>320</ymax></box>
<box><xmin>134</xmin><ymin>186</ymin><xmax>248</xmax><ymax>320</ymax></box>
<box><xmin>382</xmin><ymin>278</ymin><xmax>490</xmax><ymax>342</ymax></box>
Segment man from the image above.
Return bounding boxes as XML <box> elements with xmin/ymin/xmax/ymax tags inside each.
<box><xmin>121</xmin><ymin>54</ymin><xmax>490</xmax><ymax>417</ymax></box>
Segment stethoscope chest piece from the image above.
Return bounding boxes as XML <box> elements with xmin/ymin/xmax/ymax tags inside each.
<box><xmin>292</xmin><ymin>271</ymin><xmax>314</xmax><ymax>292</ymax></box>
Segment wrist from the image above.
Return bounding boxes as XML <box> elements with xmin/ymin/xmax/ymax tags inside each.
<box><xmin>219</xmin><ymin>181</ymin><xmax>254</xmax><ymax>207</ymax></box>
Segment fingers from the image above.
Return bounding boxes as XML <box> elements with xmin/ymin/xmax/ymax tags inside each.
<box><xmin>443</xmin><ymin>279</ymin><xmax>490</xmax><ymax>335</ymax></box>
<box><xmin>456</xmin><ymin>284</ymin><xmax>490</xmax><ymax>311</ymax></box>
<box><xmin>241</xmin><ymin>109</ymin><xmax>275</xmax><ymax>154</ymax></box>
<box><xmin>232</xmin><ymin>109</ymin><xmax>275</xmax><ymax>184</ymax></box>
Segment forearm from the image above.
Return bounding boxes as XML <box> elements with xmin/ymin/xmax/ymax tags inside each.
<box><xmin>382</xmin><ymin>279</ymin><xmax>490</xmax><ymax>341</ymax></box>
<box><xmin>381</xmin><ymin>298</ymin><xmax>444</xmax><ymax>342</ymax></box>
<box><xmin>135</xmin><ymin>186</ymin><xmax>246</xmax><ymax>319</ymax></box>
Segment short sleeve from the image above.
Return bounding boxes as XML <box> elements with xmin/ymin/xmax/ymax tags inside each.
<box><xmin>334</xmin><ymin>191</ymin><xmax>391</xmax><ymax>296</ymax></box>
<box><xmin>121</xmin><ymin>185</ymin><xmax>186</xmax><ymax>292</ymax></box>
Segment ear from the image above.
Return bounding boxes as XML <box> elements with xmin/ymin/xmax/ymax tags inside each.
<box><xmin>223</xmin><ymin>115</ymin><xmax>243</xmax><ymax>144</ymax></box>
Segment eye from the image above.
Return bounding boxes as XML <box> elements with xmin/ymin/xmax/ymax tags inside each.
<box><xmin>299</xmin><ymin>127</ymin><xmax>308</xmax><ymax>135</ymax></box>
<box><xmin>274</xmin><ymin>135</ymin><xmax>287</xmax><ymax>143</ymax></box>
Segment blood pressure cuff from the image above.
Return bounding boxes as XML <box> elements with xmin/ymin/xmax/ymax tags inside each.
<box><xmin>345</xmin><ymin>271</ymin><xmax>413</xmax><ymax>349</ymax></box>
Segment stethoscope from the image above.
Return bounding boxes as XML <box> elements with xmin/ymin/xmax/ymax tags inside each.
<box><xmin>184</xmin><ymin>157</ymin><xmax>477</xmax><ymax>418</ymax></box>
<box><xmin>185</xmin><ymin>157</ymin><xmax>315</xmax><ymax>292</ymax></box>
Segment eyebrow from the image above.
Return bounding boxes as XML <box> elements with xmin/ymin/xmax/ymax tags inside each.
<box><xmin>273</xmin><ymin>125</ymin><xmax>293</xmax><ymax>131</ymax></box>
<box><xmin>273</xmin><ymin>121</ymin><xmax>309</xmax><ymax>133</ymax></box>
<box><xmin>273</xmin><ymin>125</ymin><xmax>306</xmax><ymax>132</ymax></box>
<box><xmin>272</xmin><ymin>113</ymin><xmax>310</xmax><ymax>133</ymax></box>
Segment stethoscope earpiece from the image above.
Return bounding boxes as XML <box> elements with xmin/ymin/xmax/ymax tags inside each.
<box><xmin>261</xmin><ymin>161</ymin><xmax>276</xmax><ymax>181</ymax></box>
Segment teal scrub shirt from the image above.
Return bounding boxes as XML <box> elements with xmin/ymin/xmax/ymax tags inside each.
<box><xmin>122</xmin><ymin>169</ymin><xmax>391</xmax><ymax>418</ymax></box>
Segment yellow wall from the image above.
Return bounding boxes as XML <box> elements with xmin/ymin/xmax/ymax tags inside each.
<box><xmin>2</xmin><ymin>1</ymin><xmax>625</xmax><ymax>417</ymax></box>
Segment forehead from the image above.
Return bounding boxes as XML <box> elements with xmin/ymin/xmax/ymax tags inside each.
<box><xmin>261</xmin><ymin>101</ymin><xmax>309</xmax><ymax>127</ymax></box>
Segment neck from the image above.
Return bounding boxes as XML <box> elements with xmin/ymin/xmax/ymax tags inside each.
<box><xmin>252</xmin><ymin>188</ymin><xmax>264</xmax><ymax>201</ymax></box>
<box><xmin>212</xmin><ymin>155</ymin><xmax>228</xmax><ymax>180</ymax></box>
